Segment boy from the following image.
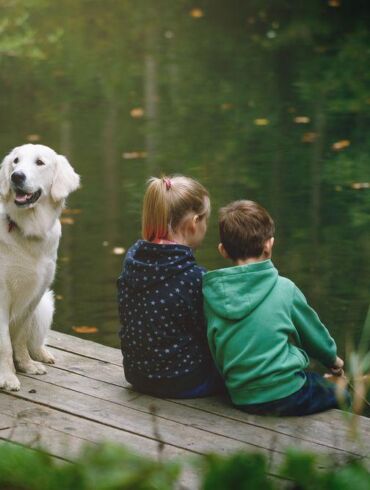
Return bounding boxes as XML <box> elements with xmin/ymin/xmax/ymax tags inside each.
<box><xmin>203</xmin><ymin>200</ymin><xmax>347</xmax><ymax>416</ymax></box>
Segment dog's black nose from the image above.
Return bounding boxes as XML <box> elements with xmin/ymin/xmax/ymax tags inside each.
<box><xmin>11</xmin><ymin>172</ymin><xmax>26</xmax><ymax>186</ymax></box>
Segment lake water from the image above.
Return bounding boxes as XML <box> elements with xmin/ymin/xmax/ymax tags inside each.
<box><xmin>0</xmin><ymin>1</ymin><xmax>369</xmax><ymax>359</ymax></box>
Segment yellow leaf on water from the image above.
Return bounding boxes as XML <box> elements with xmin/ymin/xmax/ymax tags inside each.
<box><xmin>62</xmin><ymin>208</ymin><xmax>82</xmax><ymax>215</ymax></box>
<box><xmin>122</xmin><ymin>151</ymin><xmax>147</xmax><ymax>160</ymax></box>
<box><xmin>130</xmin><ymin>108</ymin><xmax>144</xmax><ymax>118</ymax></box>
<box><xmin>113</xmin><ymin>247</ymin><xmax>126</xmax><ymax>255</ymax></box>
<box><xmin>351</xmin><ymin>182</ymin><xmax>370</xmax><ymax>190</ymax></box>
<box><xmin>294</xmin><ymin>116</ymin><xmax>310</xmax><ymax>124</ymax></box>
<box><xmin>332</xmin><ymin>140</ymin><xmax>350</xmax><ymax>151</ymax></box>
<box><xmin>190</xmin><ymin>8</ymin><xmax>204</xmax><ymax>18</ymax></box>
<box><xmin>60</xmin><ymin>217</ymin><xmax>75</xmax><ymax>225</ymax></box>
<box><xmin>302</xmin><ymin>132</ymin><xmax>318</xmax><ymax>143</ymax></box>
<box><xmin>72</xmin><ymin>326</ymin><xmax>98</xmax><ymax>334</ymax></box>
<box><xmin>26</xmin><ymin>134</ymin><xmax>41</xmax><ymax>142</ymax></box>
<box><xmin>60</xmin><ymin>256</ymin><xmax>70</xmax><ymax>263</ymax></box>
<box><xmin>55</xmin><ymin>295</ymin><xmax>63</xmax><ymax>300</ymax></box>
<box><xmin>254</xmin><ymin>118</ymin><xmax>269</xmax><ymax>126</ymax></box>
<box><xmin>328</xmin><ymin>0</ymin><xmax>340</xmax><ymax>7</ymax></box>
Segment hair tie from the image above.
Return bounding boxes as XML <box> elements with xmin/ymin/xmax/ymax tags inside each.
<box><xmin>163</xmin><ymin>177</ymin><xmax>172</xmax><ymax>190</ymax></box>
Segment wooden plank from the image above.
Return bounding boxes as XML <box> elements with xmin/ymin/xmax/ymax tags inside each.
<box><xmin>43</xmin><ymin>346</ymin><xmax>370</xmax><ymax>458</ymax></box>
<box><xmin>48</xmin><ymin>331</ymin><xmax>122</xmax><ymax>365</ymax></box>
<box><xmin>0</xmin><ymin>423</ymin><xmax>88</xmax><ymax>460</ymax></box>
<box><xmin>0</xmin><ymin>392</ymin><xmax>195</xmax><ymax>461</ymax></box>
<box><xmin>47</xmin><ymin>332</ymin><xmax>370</xmax><ymax>431</ymax></box>
<box><xmin>0</xmin><ymin>394</ymin><xmax>199</xmax><ymax>489</ymax></box>
<box><xmin>7</xmin><ymin>375</ymin><xmax>288</xmax><ymax>466</ymax></box>
<box><xmin>0</xmin><ymin>412</ymin><xmax>17</xmax><ymax>430</ymax></box>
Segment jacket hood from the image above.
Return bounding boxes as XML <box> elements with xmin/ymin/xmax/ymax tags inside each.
<box><xmin>120</xmin><ymin>240</ymin><xmax>198</xmax><ymax>289</ymax></box>
<box><xmin>203</xmin><ymin>260</ymin><xmax>278</xmax><ymax>320</ymax></box>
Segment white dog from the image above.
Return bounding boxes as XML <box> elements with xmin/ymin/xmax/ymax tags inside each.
<box><xmin>0</xmin><ymin>144</ymin><xmax>80</xmax><ymax>391</ymax></box>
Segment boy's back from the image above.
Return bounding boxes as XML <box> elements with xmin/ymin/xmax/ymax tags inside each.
<box><xmin>203</xmin><ymin>260</ymin><xmax>337</xmax><ymax>406</ymax></box>
<box><xmin>203</xmin><ymin>199</ymin><xmax>346</xmax><ymax>416</ymax></box>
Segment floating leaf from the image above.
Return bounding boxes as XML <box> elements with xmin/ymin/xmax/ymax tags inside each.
<box><xmin>26</xmin><ymin>134</ymin><xmax>41</xmax><ymax>142</ymax></box>
<box><xmin>351</xmin><ymin>182</ymin><xmax>370</xmax><ymax>190</ymax></box>
<box><xmin>55</xmin><ymin>295</ymin><xmax>63</xmax><ymax>300</ymax></box>
<box><xmin>332</xmin><ymin>139</ymin><xmax>350</xmax><ymax>151</ymax></box>
<box><xmin>122</xmin><ymin>151</ymin><xmax>147</xmax><ymax>160</ymax></box>
<box><xmin>130</xmin><ymin>108</ymin><xmax>144</xmax><ymax>118</ymax></box>
<box><xmin>72</xmin><ymin>326</ymin><xmax>98</xmax><ymax>334</ymax></box>
<box><xmin>328</xmin><ymin>0</ymin><xmax>340</xmax><ymax>7</ymax></box>
<box><xmin>190</xmin><ymin>8</ymin><xmax>204</xmax><ymax>18</ymax></box>
<box><xmin>62</xmin><ymin>208</ymin><xmax>82</xmax><ymax>215</ymax></box>
<box><xmin>302</xmin><ymin>132</ymin><xmax>318</xmax><ymax>143</ymax></box>
<box><xmin>294</xmin><ymin>116</ymin><xmax>310</xmax><ymax>124</ymax></box>
<box><xmin>254</xmin><ymin>118</ymin><xmax>269</xmax><ymax>126</ymax></box>
<box><xmin>220</xmin><ymin>103</ymin><xmax>233</xmax><ymax>111</ymax></box>
<box><xmin>60</xmin><ymin>217</ymin><xmax>75</xmax><ymax>225</ymax></box>
<box><xmin>314</xmin><ymin>46</ymin><xmax>328</xmax><ymax>53</ymax></box>
<box><xmin>113</xmin><ymin>247</ymin><xmax>126</xmax><ymax>255</ymax></box>
<box><xmin>102</xmin><ymin>241</ymin><xmax>109</xmax><ymax>247</ymax></box>
<box><xmin>60</xmin><ymin>256</ymin><xmax>70</xmax><ymax>263</ymax></box>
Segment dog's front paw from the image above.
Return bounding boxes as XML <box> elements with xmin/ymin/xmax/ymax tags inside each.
<box><xmin>31</xmin><ymin>347</ymin><xmax>55</xmax><ymax>364</ymax></box>
<box><xmin>0</xmin><ymin>372</ymin><xmax>21</xmax><ymax>391</ymax></box>
<box><xmin>16</xmin><ymin>360</ymin><xmax>47</xmax><ymax>375</ymax></box>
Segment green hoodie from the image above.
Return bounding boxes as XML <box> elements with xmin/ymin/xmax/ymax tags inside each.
<box><xmin>203</xmin><ymin>260</ymin><xmax>337</xmax><ymax>405</ymax></box>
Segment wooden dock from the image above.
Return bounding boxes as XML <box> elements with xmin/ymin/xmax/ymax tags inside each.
<box><xmin>0</xmin><ymin>331</ymin><xmax>369</xmax><ymax>488</ymax></box>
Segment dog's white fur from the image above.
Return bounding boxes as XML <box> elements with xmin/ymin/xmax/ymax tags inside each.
<box><xmin>0</xmin><ymin>144</ymin><xmax>79</xmax><ymax>391</ymax></box>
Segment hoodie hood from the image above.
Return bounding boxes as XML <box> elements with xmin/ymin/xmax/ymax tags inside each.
<box><xmin>203</xmin><ymin>260</ymin><xmax>278</xmax><ymax>320</ymax></box>
<box><xmin>120</xmin><ymin>240</ymin><xmax>199</xmax><ymax>289</ymax></box>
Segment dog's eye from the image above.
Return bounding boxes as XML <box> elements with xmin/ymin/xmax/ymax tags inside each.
<box><xmin>36</xmin><ymin>159</ymin><xmax>45</xmax><ymax>166</ymax></box>
<box><xmin>13</xmin><ymin>158</ymin><xmax>19</xmax><ymax>164</ymax></box>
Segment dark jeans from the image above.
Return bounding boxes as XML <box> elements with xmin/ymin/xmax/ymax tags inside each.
<box><xmin>237</xmin><ymin>372</ymin><xmax>351</xmax><ymax>416</ymax></box>
<box><xmin>130</xmin><ymin>366</ymin><xmax>226</xmax><ymax>399</ymax></box>
<box><xmin>175</xmin><ymin>368</ymin><xmax>226</xmax><ymax>398</ymax></box>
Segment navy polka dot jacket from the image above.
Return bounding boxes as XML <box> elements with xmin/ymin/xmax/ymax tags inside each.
<box><xmin>117</xmin><ymin>240</ymin><xmax>214</xmax><ymax>395</ymax></box>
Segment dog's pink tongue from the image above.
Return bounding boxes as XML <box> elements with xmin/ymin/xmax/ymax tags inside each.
<box><xmin>16</xmin><ymin>193</ymin><xmax>31</xmax><ymax>203</ymax></box>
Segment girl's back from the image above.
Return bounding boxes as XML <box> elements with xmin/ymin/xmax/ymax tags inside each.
<box><xmin>117</xmin><ymin>175</ymin><xmax>222</xmax><ymax>398</ymax></box>
<box><xmin>118</xmin><ymin>239</ymin><xmax>212</xmax><ymax>396</ymax></box>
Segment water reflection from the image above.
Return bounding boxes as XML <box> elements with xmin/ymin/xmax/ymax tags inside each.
<box><xmin>0</xmin><ymin>1</ymin><xmax>369</xmax><ymax>352</ymax></box>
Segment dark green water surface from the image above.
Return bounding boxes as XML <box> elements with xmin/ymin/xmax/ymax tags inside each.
<box><xmin>0</xmin><ymin>1</ymin><xmax>369</xmax><ymax>357</ymax></box>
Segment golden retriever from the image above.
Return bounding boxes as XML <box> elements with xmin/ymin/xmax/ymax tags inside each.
<box><xmin>0</xmin><ymin>144</ymin><xmax>80</xmax><ymax>390</ymax></box>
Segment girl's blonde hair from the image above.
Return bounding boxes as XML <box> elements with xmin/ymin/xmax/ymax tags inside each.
<box><xmin>142</xmin><ymin>175</ymin><xmax>210</xmax><ymax>241</ymax></box>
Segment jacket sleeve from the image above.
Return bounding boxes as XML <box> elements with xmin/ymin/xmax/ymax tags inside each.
<box><xmin>291</xmin><ymin>286</ymin><xmax>337</xmax><ymax>367</ymax></box>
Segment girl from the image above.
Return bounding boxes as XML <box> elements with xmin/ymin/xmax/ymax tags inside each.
<box><xmin>117</xmin><ymin>175</ymin><xmax>223</xmax><ymax>398</ymax></box>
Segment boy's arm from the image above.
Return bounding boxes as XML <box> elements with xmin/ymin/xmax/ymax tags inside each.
<box><xmin>291</xmin><ymin>286</ymin><xmax>337</xmax><ymax>368</ymax></box>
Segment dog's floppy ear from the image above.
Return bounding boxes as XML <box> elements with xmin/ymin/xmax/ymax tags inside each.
<box><xmin>51</xmin><ymin>154</ymin><xmax>80</xmax><ymax>202</ymax></box>
<box><xmin>0</xmin><ymin>150</ymin><xmax>14</xmax><ymax>199</ymax></box>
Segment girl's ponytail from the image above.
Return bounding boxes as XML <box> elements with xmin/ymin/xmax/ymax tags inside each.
<box><xmin>142</xmin><ymin>177</ymin><xmax>170</xmax><ymax>241</ymax></box>
<box><xmin>141</xmin><ymin>175</ymin><xmax>210</xmax><ymax>241</ymax></box>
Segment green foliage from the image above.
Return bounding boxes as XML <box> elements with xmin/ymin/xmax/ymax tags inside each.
<box><xmin>281</xmin><ymin>450</ymin><xmax>370</xmax><ymax>490</ymax></box>
<box><xmin>0</xmin><ymin>443</ymin><xmax>180</xmax><ymax>490</ymax></box>
<box><xmin>0</xmin><ymin>442</ymin><xmax>369</xmax><ymax>490</ymax></box>
<box><xmin>200</xmin><ymin>452</ymin><xmax>273</xmax><ymax>490</ymax></box>
<box><xmin>280</xmin><ymin>450</ymin><xmax>321</xmax><ymax>489</ymax></box>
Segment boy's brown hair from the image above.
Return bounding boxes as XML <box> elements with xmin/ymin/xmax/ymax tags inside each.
<box><xmin>219</xmin><ymin>200</ymin><xmax>275</xmax><ymax>260</ymax></box>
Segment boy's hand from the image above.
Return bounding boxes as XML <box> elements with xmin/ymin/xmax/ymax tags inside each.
<box><xmin>330</xmin><ymin>356</ymin><xmax>344</xmax><ymax>376</ymax></box>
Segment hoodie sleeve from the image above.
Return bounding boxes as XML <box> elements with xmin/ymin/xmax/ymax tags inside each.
<box><xmin>291</xmin><ymin>286</ymin><xmax>337</xmax><ymax>367</ymax></box>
